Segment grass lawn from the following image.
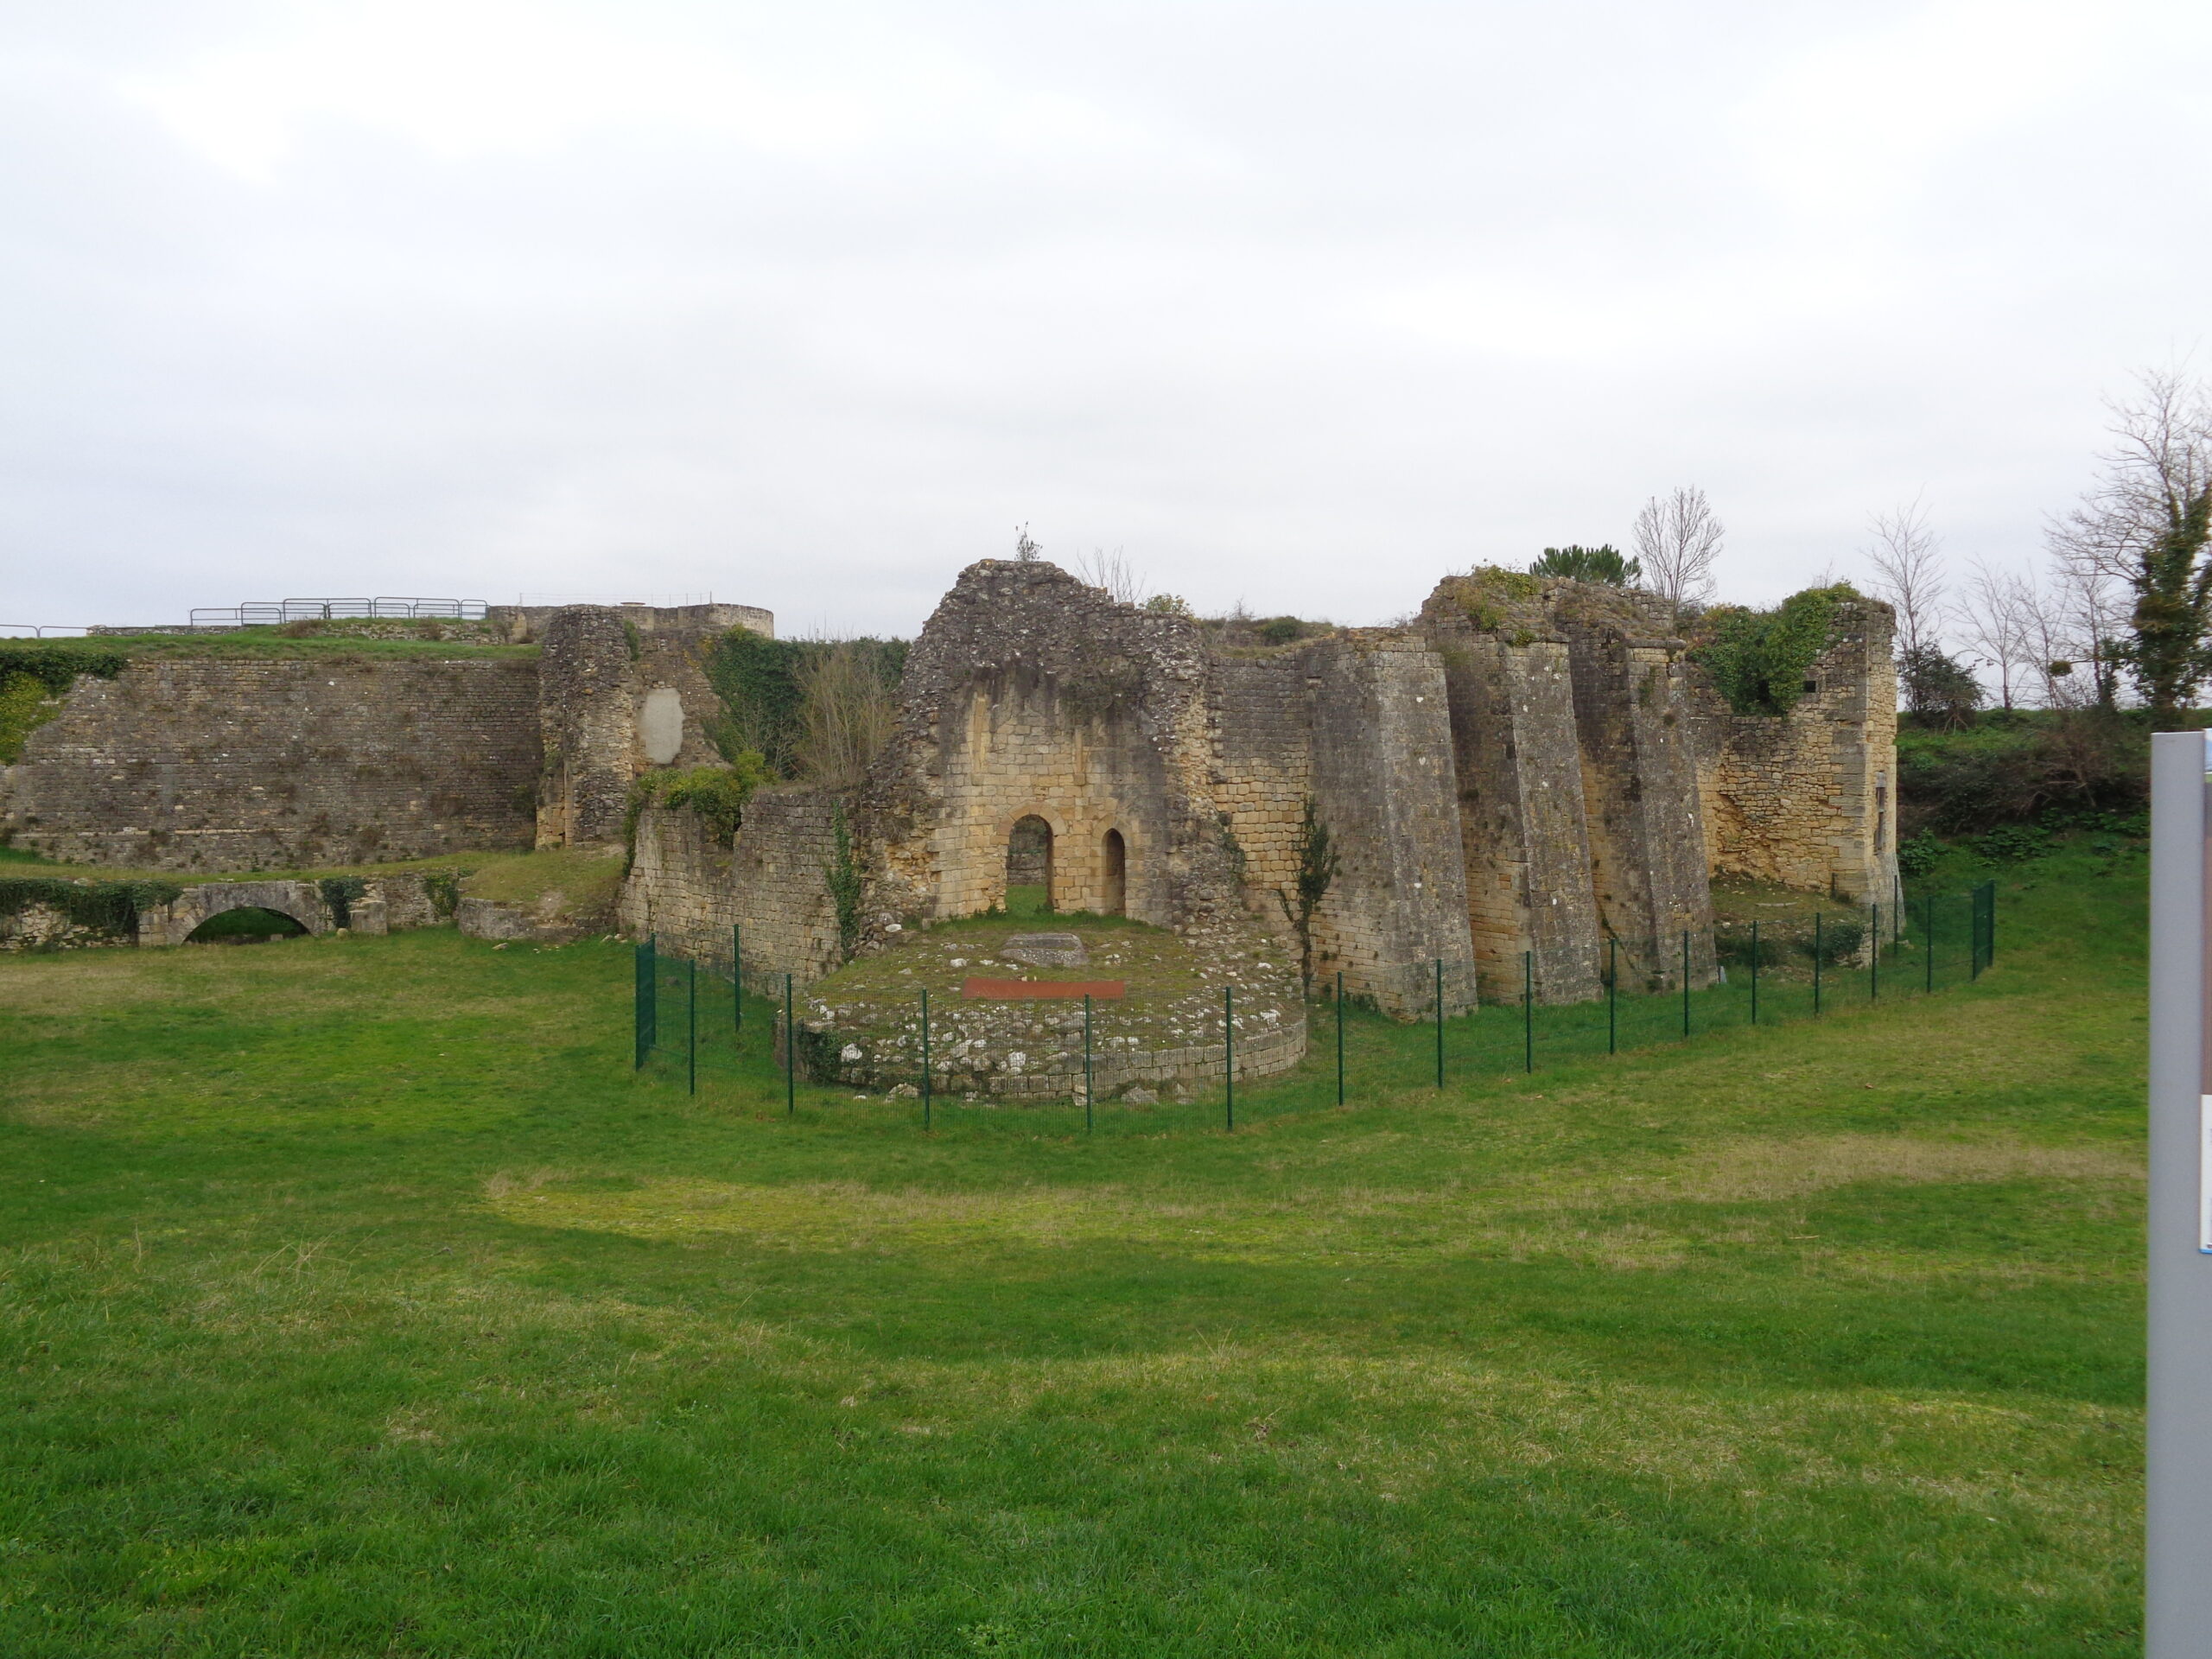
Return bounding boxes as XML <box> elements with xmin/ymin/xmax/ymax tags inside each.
<box><xmin>0</xmin><ymin>845</ymin><xmax>2145</xmax><ymax>1656</ymax></box>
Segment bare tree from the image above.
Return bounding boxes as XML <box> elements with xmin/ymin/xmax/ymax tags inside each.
<box><xmin>1075</xmin><ymin>546</ymin><xmax>1147</xmax><ymax>607</ymax></box>
<box><xmin>2046</xmin><ymin>549</ymin><xmax>2130</xmax><ymax>709</ymax></box>
<box><xmin>793</xmin><ymin>643</ymin><xmax>899</xmax><ymax>788</ymax></box>
<box><xmin>2045</xmin><ymin>367</ymin><xmax>2212</xmax><ymax>718</ymax></box>
<box><xmin>1955</xmin><ymin>557</ymin><xmax>2035</xmax><ymax>710</ymax></box>
<box><xmin>1631</xmin><ymin>486</ymin><xmax>1723</xmax><ymax>616</ymax></box>
<box><xmin>1013</xmin><ymin>524</ymin><xmax>1042</xmax><ymax>563</ymax></box>
<box><xmin>1863</xmin><ymin>495</ymin><xmax>1947</xmax><ymax>661</ymax></box>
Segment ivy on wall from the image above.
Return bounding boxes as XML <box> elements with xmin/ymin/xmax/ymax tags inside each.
<box><xmin>0</xmin><ymin>645</ymin><xmax>129</xmax><ymax>764</ymax></box>
<box><xmin>0</xmin><ymin>876</ymin><xmax>182</xmax><ymax>941</ymax></box>
<box><xmin>1689</xmin><ymin>585</ymin><xmax>1859</xmax><ymax>716</ymax></box>
<box><xmin>826</xmin><ymin>802</ymin><xmax>863</xmax><ymax>955</ymax></box>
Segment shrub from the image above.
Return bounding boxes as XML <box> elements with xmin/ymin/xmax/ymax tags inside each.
<box><xmin>706</xmin><ymin>628</ymin><xmax>905</xmax><ymax>780</ymax></box>
<box><xmin>1896</xmin><ymin>830</ymin><xmax>1946</xmax><ymax>878</ymax></box>
<box><xmin>1900</xmin><ymin>645</ymin><xmax>1986</xmax><ymax>726</ymax></box>
<box><xmin>1897</xmin><ymin>710</ymin><xmax>2148</xmax><ymax>837</ymax></box>
<box><xmin>317</xmin><ymin>875</ymin><xmax>368</xmax><ymax>928</ymax></box>
<box><xmin>1714</xmin><ymin>928</ymin><xmax>1785</xmax><ymax>972</ymax></box>
<box><xmin>1798</xmin><ymin>917</ymin><xmax>1863</xmax><ymax>967</ymax></box>
<box><xmin>1974</xmin><ymin>824</ymin><xmax>2054</xmax><ymax>863</ymax></box>
<box><xmin>1529</xmin><ymin>544</ymin><xmax>1641</xmax><ymax>586</ymax></box>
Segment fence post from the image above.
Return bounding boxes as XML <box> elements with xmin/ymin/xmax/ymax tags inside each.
<box><xmin>1434</xmin><ymin>957</ymin><xmax>1446</xmax><ymax>1088</ymax></box>
<box><xmin>920</xmin><ymin>987</ymin><xmax>931</xmax><ymax>1131</ymax></box>
<box><xmin>1750</xmin><ymin>920</ymin><xmax>1759</xmax><ymax>1025</ymax></box>
<box><xmin>1224</xmin><ymin>986</ymin><xmax>1235</xmax><ymax>1133</ymax></box>
<box><xmin>785</xmin><ymin>973</ymin><xmax>795</xmax><ymax>1117</ymax></box>
<box><xmin>1870</xmin><ymin>903</ymin><xmax>1879</xmax><ymax>1003</ymax></box>
<box><xmin>733</xmin><ymin>922</ymin><xmax>742</xmax><ymax>1033</ymax></box>
<box><xmin>1522</xmin><ymin>950</ymin><xmax>1534</xmax><ymax>1073</ymax></box>
<box><xmin>1926</xmin><ymin>893</ymin><xmax>1936</xmax><ymax>993</ymax></box>
<box><xmin>1813</xmin><ymin>915</ymin><xmax>1823</xmax><ymax>1016</ymax></box>
<box><xmin>1977</xmin><ymin>880</ymin><xmax>1996</xmax><ymax>975</ymax></box>
<box><xmin>633</xmin><ymin>940</ymin><xmax>649</xmax><ymax>1070</ymax></box>
<box><xmin>1681</xmin><ymin>929</ymin><xmax>1691</xmax><ymax>1039</ymax></box>
<box><xmin>1084</xmin><ymin>993</ymin><xmax>1093</xmax><ymax>1135</ymax></box>
<box><xmin>1335</xmin><ymin>970</ymin><xmax>1345</xmax><ymax>1107</ymax></box>
<box><xmin>687</xmin><ymin>957</ymin><xmax>696</xmax><ymax>1095</ymax></box>
<box><xmin>1606</xmin><ymin>938</ymin><xmax>1617</xmax><ymax>1055</ymax></box>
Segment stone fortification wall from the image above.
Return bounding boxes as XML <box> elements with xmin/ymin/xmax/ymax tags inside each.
<box><xmin>1557</xmin><ymin>601</ymin><xmax>1718</xmax><ymax>993</ymax></box>
<box><xmin>0</xmin><ymin>658</ymin><xmax>539</xmax><ymax>871</ymax></box>
<box><xmin>618</xmin><ymin>791</ymin><xmax>845</xmax><ymax>990</ymax></box>
<box><xmin>1420</xmin><ymin>574</ymin><xmax>1718</xmax><ymax>1000</ymax></box>
<box><xmin>488</xmin><ymin>601</ymin><xmax>772</xmax><ymax>645</ymax></box>
<box><xmin>1687</xmin><ymin>599</ymin><xmax>1900</xmax><ymax>906</ymax></box>
<box><xmin>1423</xmin><ymin>620</ymin><xmax>1600</xmax><ymax>1002</ymax></box>
<box><xmin>1297</xmin><ymin>632</ymin><xmax>1478</xmax><ymax>1014</ymax></box>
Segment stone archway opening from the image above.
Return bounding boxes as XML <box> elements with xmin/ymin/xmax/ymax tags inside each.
<box><xmin>186</xmin><ymin>906</ymin><xmax>311</xmax><ymax>945</ymax></box>
<box><xmin>1007</xmin><ymin>816</ymin><xmax>1054</xmax><ymax>916</ymax></box>
<box><xmin>1102</xmin><ymin>828</ymin><xmax>1127</xmax><ymax>915</ymax></box>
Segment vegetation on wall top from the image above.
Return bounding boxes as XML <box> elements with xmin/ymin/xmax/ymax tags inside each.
<box><xmin>704</xmin><ymin>627</ymin><xmax>906</xmax><ymax>785</ymax></box>
<box><xmin>1529</xmin><ymin>544</ymin><xmax>1642</xmax><ymax>586</ymax></box>
<box><xmin>624</xmin><ymin>755</ymin><xmax>774</xmax><ymax>867</ymax></box>
<box><xmin>0</xmin><ymin>874</ymin><xmax>183</xmax><ymax>940</ymax></box>
<box><xmin>1689</xmin><ymin>584</ymin><xmax>1859</xmax><ymax>715</ymax></box>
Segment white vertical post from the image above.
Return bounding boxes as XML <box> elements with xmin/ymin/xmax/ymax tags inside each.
<box><xmin>2148</xmin><ymin>730</ymin><xmax>2212</xmax><ymax>1654</ymax></box>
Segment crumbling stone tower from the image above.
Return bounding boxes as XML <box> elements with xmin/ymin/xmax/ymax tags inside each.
<box><xmin>861</xmin><ymin>561</ymin><xmax>1479</xmax><ymax>1017</ymax></box>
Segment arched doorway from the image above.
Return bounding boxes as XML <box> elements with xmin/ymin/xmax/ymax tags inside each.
<box><xmin>186</xmin><ymin>906</ymin><xmax>310</xmax><ymax>944</ymax></box>
<box><xmin>1102</xmin><ymin>828</ymin><xmax>1127</xmax><ymax>915</ymax></box>
<box><xmin>1007</xmin><ymin>816</ymin><xmax>1053</xmax><ymax>916</ymax></box>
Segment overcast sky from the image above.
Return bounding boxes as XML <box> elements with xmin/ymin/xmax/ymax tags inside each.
<box><xmin>3</xmin><ymin>1</ymin><xmax>2209</xmax><ymax>637</ymax></box>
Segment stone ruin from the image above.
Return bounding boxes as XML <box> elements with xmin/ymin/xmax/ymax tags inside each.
<box><xmin>3</xmin><ymin>561</ymin><xmax>1897</xmax><ymax>1063</ymax></box>
<box><xmin>624</xmin><ymin>559</ymin><xmax>1898</xmax><ymax>1034</ymax></box>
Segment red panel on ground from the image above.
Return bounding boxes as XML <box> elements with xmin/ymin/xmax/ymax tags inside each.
<box><xmin>961</xmin><ymin>978</ymin><xmax>1127</xmax><ymax>1001</ymax></box>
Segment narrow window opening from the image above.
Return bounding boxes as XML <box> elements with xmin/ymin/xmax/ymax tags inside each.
<box><xmin>1102</xmin><ymin>828</ymin><xmax>1127</xmax><ymax>915</ymax></box>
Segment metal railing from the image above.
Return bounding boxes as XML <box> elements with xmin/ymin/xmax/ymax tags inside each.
<box><xmin>187</xmin><ymin>597</ymin><xmax>488</xmax><ymax>629</ymax></box>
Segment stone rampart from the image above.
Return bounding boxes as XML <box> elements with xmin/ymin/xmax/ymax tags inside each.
<box><xmin>0</xmin><ymin>658</ymin><xmax>540</xmax><ymax>871</ymax></box>
<box><xmin>618</xmin><ymin>791</ymin><xmax>845</xmax><ymax>991</ymax></box>
<box><xmin>1300</xmin><ymin>632</ymin><xmax>1478</xmax><ymax>1014</ymax></box>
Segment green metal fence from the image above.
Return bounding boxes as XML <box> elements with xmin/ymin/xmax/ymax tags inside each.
<box><xmin>632</xmin><ymin>881</ymin><xmax>1999</xmax><ymax>1128</ymax></box>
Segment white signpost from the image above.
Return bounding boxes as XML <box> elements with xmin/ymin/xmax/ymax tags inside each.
<box><xmin>2149</xmin><ymin>730</ymin><xmax>2212</xmax><ymax>1653</ymax></box>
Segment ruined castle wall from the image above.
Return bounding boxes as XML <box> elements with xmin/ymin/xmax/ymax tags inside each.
<box><xmin>1688</xmin><ymin>602</ymin><xmax>1901</xmax><ymax>906</ymax></box>
<box><xmin>1207</xmin><ymin>654</ymin><xmax>1314</xmax><ymax>931</ymax></box>
<box><xmin>1302</xmin><ymin>633</ymin><xmax>1478</xmax><ymax>1014</ymax></box>
<box><xmin>618</xmin><ymin>791</ymin><xmax>844</xmax><ymax>988</ymax></box>
<box><xmin>489</xmin><ymin>601</ymin><xmax>772</xmax><ymax>645</ymax></box>
<box><xmin>1425</xmin><ymin>621</ymin><xmax>1600</xmax><ymax>1002</ymax></box>
<box><xmin>536</xmin><ymin>607</ymin><xmax>638</xmax><ymax>849</ymax></box>
<box><xmin>920</xmin><ymin>676</ymin><xmax>1184</xmax><ymax>924</ymax></box>
<box><xmin>867</xmin><ymin>563</ymin><xmax>1243</xmax><ymax>935</ymax></box>
<box><xmin>0</xmin><ymin>658</ymin><xmax>539</xmax><ymax>871</ymax></box>
<box><xmin>1564</xmin><ymin>628</ymin><xmax>1717</xmax><ymax>990</ymax></box>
